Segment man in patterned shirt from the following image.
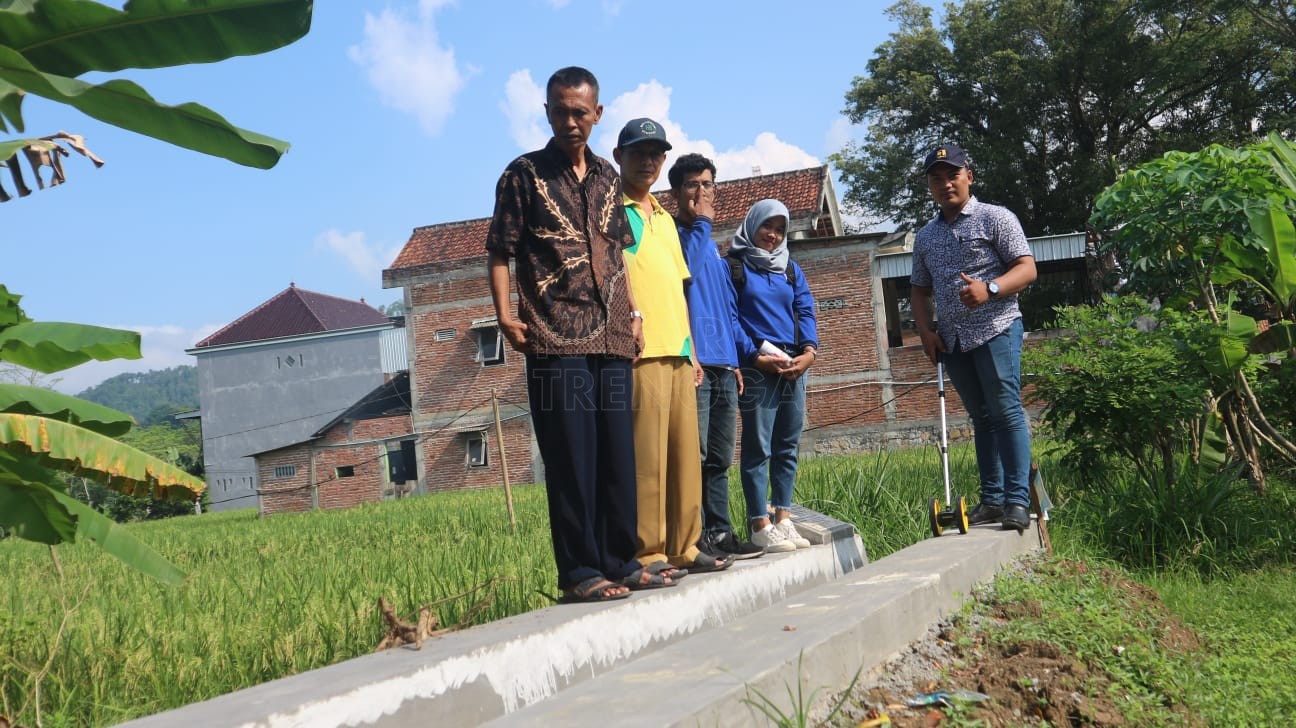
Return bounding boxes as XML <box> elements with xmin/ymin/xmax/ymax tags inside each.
<box><xmin>486</xmin><ymin>67</ymin><xmax>651</xmax><ymax>602</ymax></box>
<box><xmin>910</xmin><ymin>143</ymin><xmax>1038</xmax><ymax>533</ymax></box>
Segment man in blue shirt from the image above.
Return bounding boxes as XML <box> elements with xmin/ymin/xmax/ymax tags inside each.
<box><xmin>668</xmin><ymin>153</ymin><xmax>764</xmax><ymax>560</ymax></box>
<box><xmin>910</xmin><ymin>143</ymin><xmax>1038</xmax><ymax>533</ymax></box>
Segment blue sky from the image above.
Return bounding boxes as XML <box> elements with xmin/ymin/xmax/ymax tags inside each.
<box><xmin>6</xmin><ymin>0</ymin><xmax>907</xmax><ymax>393</ymax></box>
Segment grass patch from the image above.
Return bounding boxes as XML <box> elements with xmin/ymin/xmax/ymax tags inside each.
<box><xmin>3</xmin><ymin>441</ymin><xmax>1292</xmax><ymax>726</ymax></box>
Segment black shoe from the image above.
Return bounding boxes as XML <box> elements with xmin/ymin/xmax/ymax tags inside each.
<box><xmin>713</xmin><ymin>531</ymin><xmax>765</xmax><ymax>560</ymax></box>
<box><xmin>697</xmin><ymin>533</ymin><xmax>727</xmax><ymax>558</ymax></box>
<box><xmin>1001</xmin><ymin>504</ymin><xmax>1030</xmax><ymax>532</ymax></box>
<box><xmin>968</xmin><ymin>502</ymin><xmax>1004</xmax><ymax>525</ymax></box>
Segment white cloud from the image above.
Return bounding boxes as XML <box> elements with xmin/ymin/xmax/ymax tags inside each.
<box><xmin>498</xmin><ymin>74</ymin><xmax>822</xmax><ymax>184</ymax></box>
<box><xmin>315</xmin><ymin>229</ymin><xmax>403</xmax><ymax>286</ymax></box>
<box><xmin>348</xmin><ymin>2</ymin><xmax>472</xmax><ymax>136</ymax></box>
<box><xmin>825</xmin><ymin>116</ymin><xmax>854</xmax><ymax>155</ymax></box>
<box><xmin>53</xmin><ymin>324</ymin><xmax>221</xmax><ymax>396</ymax></box>
<box><xmin>596</xmin><ymin>80</ymin><xmax>821</xmax><ymax>183</ymax></box>
<box><xmin>501</xmin><ymin>69</ymin><xmax>549</xmax><ymax>151</ymax></box>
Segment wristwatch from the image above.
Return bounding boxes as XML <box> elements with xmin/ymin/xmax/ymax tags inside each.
<box><xmin>630</xmin><ymin>310</ymin><xmax>643</xmax><ymax>320</ymax></box>
<box><xmin>986</xmin><ymin>281</ymin><xmax>1000</xmax><ymax>298</ymax></box>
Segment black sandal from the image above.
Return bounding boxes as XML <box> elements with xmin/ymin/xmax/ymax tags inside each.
<box><xmin>646</xmin><ymin>560</ymin><xmax>688</xmax><ymax>581</ymax></box>
<box><xmin>686</xmin><ymin>551</ymin><xmax>733</xmax><ymax>573</ymax></box>
<box><xmin>559</xmin><ymin>576</ymin><xmax>631</xmax><ymax>603</ymax></box>
<box><xmin>621</xmin><ymin>567</ymin><xmax>678</xmax><ymax>590</ymax></box>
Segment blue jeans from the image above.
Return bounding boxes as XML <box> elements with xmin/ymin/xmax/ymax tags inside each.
<box><xmin>697</xmin><ymin>366</ymin><xmax>738</xmax><ymax>538</ymax></box>
<box><xmin>942</xmin><ymin>319</ymin><xmax>1032</xmax><ymax>508</ymax></box>
<box><xmin>738</xmin><ymin>367</ymin><xmax>805</xmax><ymax>524</ymax></box>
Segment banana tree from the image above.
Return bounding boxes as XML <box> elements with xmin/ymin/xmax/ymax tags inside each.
<box><xmin>1</xmin><ymin>0</ymin><xmax>313</xmax><ymax>198</ymax></box>
<box><xmin>2</xmin><ymin>0</ymin><xmax>313</xmax><ymax>580</ymax></box>
<box><xmin>0</xmin><ymin>286</ymin><xmax>205</xmax><ymax>584</ymax></box>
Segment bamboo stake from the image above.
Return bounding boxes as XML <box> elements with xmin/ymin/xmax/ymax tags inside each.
<box><xmin>491</xmin><ymin>388</ymin><xmax>516</xmax><ymax>530</ymax></box>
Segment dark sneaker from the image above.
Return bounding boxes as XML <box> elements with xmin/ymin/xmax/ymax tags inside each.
<box><xmin>697</xmin><ymin>533</ymin><xmax>727</xmax><ymax>558</ymax></box>
<box><xmin>1001</xmin><ymin>504</ymin><xmax>1030</xmax><ymax>532</ymax></box>
<box><xmin>968</xmin><ymin>502</ymin><xmax>1004</xmax><ymax>525</ymax></box>
<box><xmin>714</xmin><ymin>531</ymin><xmax>765</xmax><ymax>560</ymax></box>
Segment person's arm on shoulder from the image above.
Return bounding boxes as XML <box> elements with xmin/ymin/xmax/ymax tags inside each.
<box><xmin>488</xmin><ymin>251</ymin><xmax>529</xmax><ymax>352</ymax></box>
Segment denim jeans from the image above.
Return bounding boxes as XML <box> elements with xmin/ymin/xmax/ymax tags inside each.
<box><xmin>942</xmin><ymin>319</ymin><xmax>1032</xmax><ymax>508</ymax></box>
<box><xmin>697</xmin><ymin>366</ymin><xmax>738</xmax><ymax>537</ymax></box>
<box><xmin>738</xmin><ymin>367</ymin><xmax>806</xmax><ymax>523</ymax></box>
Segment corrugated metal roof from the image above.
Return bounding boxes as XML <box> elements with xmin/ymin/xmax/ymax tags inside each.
<box><xmin>380</xmin><ymin>326</ymin><xmax>407</xmax><ymax>374</ymax></box>
<box><xmin>876</xmin><ymin>232</ymin><xmax>1086</xmax><ymax>279</ymax></box>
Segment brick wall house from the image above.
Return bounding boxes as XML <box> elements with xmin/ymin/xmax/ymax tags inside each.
<box><xmin>256</xmin><ymin>372</ymin><xmax>421</xmax><ymax>515</ymax></box>
<box><xmin>188</xmin><ymin>284</ymin><xmax>401</xmax><ymax>512</ymax></box>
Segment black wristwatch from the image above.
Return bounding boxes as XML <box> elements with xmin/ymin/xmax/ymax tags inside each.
<box><xmin>987</xmin><ymin>281</ymin><xmax>1000</xmax><ymax>298</ymax></box>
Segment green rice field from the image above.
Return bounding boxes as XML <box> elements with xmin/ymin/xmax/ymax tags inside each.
<box><xmin>1</xmin><ymin>444</ymin><xmax>986</xmax><ymax>726</ymax></box>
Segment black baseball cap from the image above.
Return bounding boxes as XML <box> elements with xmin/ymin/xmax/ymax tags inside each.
<box><xmin>617</xmin><ymin>117</ymin><xmax>672</xmax><ymax>150</ymax></box>
<box><xmin>923</xmin><ymin>144</ymin><xmax>970</xmax><ymax>172</ymax></box>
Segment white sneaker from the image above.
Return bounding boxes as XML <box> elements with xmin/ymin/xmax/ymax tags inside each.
<box><xmin>776</xmin><ymin>518</ymin><xmax>811</xmax><ymax>549</ymax></box>
<box><xmin>751</xmin><ymin>524</ymin><xmax>796</xmax><ymax>553</ymax></box>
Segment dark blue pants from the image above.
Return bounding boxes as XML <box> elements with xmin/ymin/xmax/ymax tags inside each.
<box><xmin>696</xmin><ymin>366</ymin><xmax>739</xmax><ymax>538</ymax></box>
<box><xmin>526</xmin><ymin>355</ymin><xmax>639</xmax><ymax>589</ymax></box>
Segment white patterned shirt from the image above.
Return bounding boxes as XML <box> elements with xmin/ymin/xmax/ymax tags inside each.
<box><xmin>910</xmin><ymin>197</ymin><xmax>1032</xmax><ymax>351</ymax></box>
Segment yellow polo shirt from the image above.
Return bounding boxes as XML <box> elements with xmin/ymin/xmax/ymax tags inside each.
<box><xmin>623</xmin><ymin>193</ymin><xmax>693</xmax><ymax>359</ymax></box>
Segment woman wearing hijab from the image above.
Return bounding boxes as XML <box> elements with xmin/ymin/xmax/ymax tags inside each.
<box><xmin>729</xmin><ymin>199</ymin><xmax>818</xmax><ymax>553</ymax></box>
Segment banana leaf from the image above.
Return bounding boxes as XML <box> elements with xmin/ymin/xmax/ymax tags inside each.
<box><xmin>1269</xmin><ymin>132</ymin><xmax>1296</xmax><ymax>195</ymax></box>
<box><xmin>0</xmin><ymin>452</ymin><xmax>187</xmax><ymax>584</ymax></box>
<box><xmin>0</xmin><ymin>76</ymin><xmax>22</xmax><ymax>131</ymax></box>
<box><xmin>1246</xmin><ymin>202</ymin><xmax>1296</xmax><ymax>307</ymax></box>
<box><xmin>0</xmin><ymin>45</ymin><xmax>290</xmax><ymax>168</ymax></box>
<box><xmin>57</xmin><ymin>487</ymin><xmax>187</xmax><ymax>584</ymax></box>
<box><xmin>0</xmin><ymin>453</ymin><xmax>76</xmax><ymax>543</ymax></box>
<box><xmin>0</xmin><ymin>320</ymin><xmax>139</xmax><ymax>373</ymax></box>
<box><xmin>1202</xmin><ymin>296</ymin><xmax>1257</xmax><ymax>379</ymax></box>
<box><xmin>0</xmin><ymin>382</ymin><xmax>133</xmax><ymax>435</ymax></box>
<box><xmin>0</xmin><ymin>284</ymin><xmax>26</xmax><ymax>326</ymax></box>
<box><xmin>0</xmin><ymin>0</ymin><xmax>312</xmax><ymax>77</ymax></box>
<box><xmin>0</xmin><ymin>412</ymin><xmax>205</xmax><ymax>499</ymax></box>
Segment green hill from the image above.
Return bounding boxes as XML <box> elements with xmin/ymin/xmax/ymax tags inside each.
<box><xmin>77</xmin><ymin>365</ymin><xmax>198</xmax><ymax>425</ymax></box>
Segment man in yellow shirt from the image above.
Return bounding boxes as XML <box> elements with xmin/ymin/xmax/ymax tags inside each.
<box><xmin>614</xmin><ymin>118</ymin><xmax>731</xmax><ymax>574</ymax></box>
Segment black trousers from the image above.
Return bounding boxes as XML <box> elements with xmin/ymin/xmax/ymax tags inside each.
<box><xmin>526</xmin><ymin>355</ymin><xmax>639</xmax><ymax>589</ymax></box>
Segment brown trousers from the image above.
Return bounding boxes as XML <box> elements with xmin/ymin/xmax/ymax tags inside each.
<box><xmin>632</xmin><ymin>357</ymin><xmax>704</xmax><ymax>566</ymax></box>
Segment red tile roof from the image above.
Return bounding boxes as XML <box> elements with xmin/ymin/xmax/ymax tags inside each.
<box><xmin>385</xmin><ymin>166</ymin><xmax>831</xmax><ymax>275</ymax></box>
<box><xmin>654</xmin><ymin>165</ymin><xmax>829</xmax><ymax>231</ymax></box>
<box><xmin>195</xmin><ymin>284</ymin><xmax>389</xmax><ymax>348</ymax></box>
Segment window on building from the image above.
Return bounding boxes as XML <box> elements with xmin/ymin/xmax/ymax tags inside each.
<box><xmin>273</xmin><ymin>465</ymin><xmax>296</xmax><ymax>479</ymax></box>
<box><xmin>473</xmin><ymin>327</ymin><xmax>505</xmax><ymax>367</ymax></box>
<box><xmin>465</xmin><ymin>432</ymin><xmax>488</xmax><ymax>467</ymax></box>
<box><xmin>434</xmin><ymin>328</ymin><xmax>456</xmax><ymax>342</ymax></box>
<box><xmin>336</xmin><ymin>465</ymin><xmax>355</xmax><ymax>478</ymax></box>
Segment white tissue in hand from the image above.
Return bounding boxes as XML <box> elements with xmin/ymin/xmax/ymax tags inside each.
<box><xmin>760</xmin><ymin>340</ymin><xmax>792</xmax><ymax>361</ymax></box>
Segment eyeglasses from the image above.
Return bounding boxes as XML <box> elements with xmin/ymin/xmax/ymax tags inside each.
<box><xmin>682</xmin><ymin>181</ymin><xmax>716</xmax><ymax>191</ymax></box>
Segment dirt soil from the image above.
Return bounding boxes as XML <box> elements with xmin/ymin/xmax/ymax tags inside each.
<box><xmin>826</xmin><ymin>559</ymin><xmax>1204</xmax><ymax>727</ymax></box>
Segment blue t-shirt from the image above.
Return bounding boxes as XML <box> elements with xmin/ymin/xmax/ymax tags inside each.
<box><xmin>733</xmin><ymin>257</ymin><xmax>818</xmax><ymax>360</ymax></box>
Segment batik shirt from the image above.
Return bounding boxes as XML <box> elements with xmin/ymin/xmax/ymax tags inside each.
<box><xmin>910</xmin><ymin>196</ymin><xmax>1032</xmax><ymax>352</ymax></box>
<box><xmin>485</xmin><ymin>139</ymin><xmax>637</xmax><ymax>359</ymax></box>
